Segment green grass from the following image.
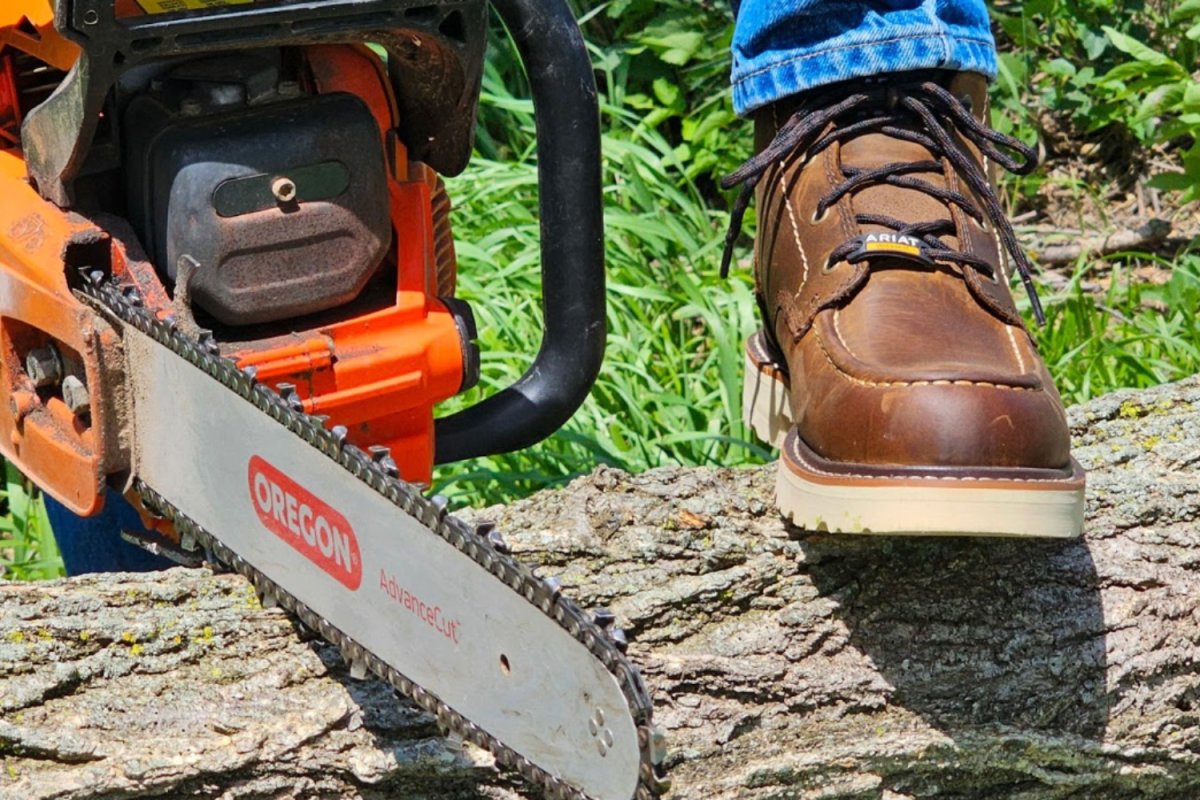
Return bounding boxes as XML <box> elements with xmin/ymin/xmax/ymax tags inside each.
<box><xmin>0</xmin><ymin>462</ymin><xmax>61</xmax><ymax>581</ymax></box>
<box><xmin>1033</xmin><ymin>254</ymin><xmax>1200</xmax><ymax>403</ymax></box>
<box><xmin>433</xmin><ymin>78</ymin><xmax>766</xmax><ymax>505</ymax></box>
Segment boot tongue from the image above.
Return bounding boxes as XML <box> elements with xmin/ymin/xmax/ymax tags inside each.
<box><xmin>837</xmin><ymin>132</ymin><xmax>957</xmax><ymax>249</ymax></box>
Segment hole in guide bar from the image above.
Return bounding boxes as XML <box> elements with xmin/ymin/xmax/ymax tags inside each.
<box><xmin>499</xmin><ymin>654</ymin><xmax>511</xmax><ymax>675</ymax></box>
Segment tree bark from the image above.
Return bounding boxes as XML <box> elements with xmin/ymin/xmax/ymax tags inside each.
<box><xmin>2</xmin><ymin>377</ymin><xmax>1199</xmax><ymax>800</ymax></box>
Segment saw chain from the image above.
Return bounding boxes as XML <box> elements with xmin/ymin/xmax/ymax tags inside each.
<box><xmin>76</xmin><ymin>269</ymin><xmax>669</xmax><ymax>800</ymax></box>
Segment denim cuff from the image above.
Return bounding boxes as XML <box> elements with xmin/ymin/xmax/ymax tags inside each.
<box><xmin>732</xmin><ymin>32</ymin><xmax>997</xmax><ymax>117</ymax></box>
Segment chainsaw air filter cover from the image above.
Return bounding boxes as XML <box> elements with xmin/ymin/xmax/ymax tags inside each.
<box><xmin>124</xmin><ymin>68</ymin><xmax>391</xmax><ymax>327</ymax></box>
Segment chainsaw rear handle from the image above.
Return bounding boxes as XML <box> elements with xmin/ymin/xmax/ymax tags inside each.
<box><xmin>434</xmin><ymin>0</ymin><xmax>605</xmax><ymax>464</ymax></box>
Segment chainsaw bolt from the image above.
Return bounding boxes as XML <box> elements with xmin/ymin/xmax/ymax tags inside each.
<box><xmin>25</xmin><ymin>345</ymin><xmax>63</xmax><ymax>388</ymax></box>
<box><xmin>180</xmin><ymin>98</ymin><xmax>203</xmax><ymax>117</ymax></box>
<box><xmin>272</xmin><ymin>177</ymin><xmax>298</xmax><ymax>204</ymax></box>
<box><xmin>61</xmin><ymin>376</ymin><xmax>90</xmax><ymax>417</ymax></box>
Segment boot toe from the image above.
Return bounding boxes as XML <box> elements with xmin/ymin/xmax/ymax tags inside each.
<box><xmin>794</xmin><ymin>316</ymin><xmax>1073</xmax><ymax>474</ymax></box>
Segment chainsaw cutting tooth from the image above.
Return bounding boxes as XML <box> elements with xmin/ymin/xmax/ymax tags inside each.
<box><xmin>330</xmin><ymin>424</ymin><xmax>349</xmax><ymax>447</ymax></box>
<box><xmin>592</xmin><ymin>608</ymin><xmax>616</xmax><ymax>629</ymax></box>
<box><xmin>78</xmin><ymin>267</ymin><xmax>106</xmax><ymax>286</ymax></box>
<box><xmin>121</xmin><ymin>284</ymin><xmax>144</xmax><ymax>307</ymax></box>
<box><xmin>368</xmin><ymin>446</ymin><xmax>401</xmax><ymax>478</ymax></box>
<box><xmin>609</xmin><ymin>628</ymin><xmax>629</xmax><ymax>653</ymax></box>
<box><xmin>488</xmin><ymin>529</ymin><xmax>510</xmax><ymax>554</ymax></box>
<box><xmin>275</xmin><ymin>382</ymin><xmax>306</xmax><ymax>413</ymax></box>
<box><xmin>179</xmin><ymin>531</ymin><xmax>198</xmax><ymax>552</ymax></box>
<box><xmin>474</xmin><ymin>520</ymin><xmax>511</xmax><ymax>554</ymax></box>
<box><xmin>341</xmin><ymin>643</ymin><xmax>369</xmax><ymax>680</ymax></box>
<box><xmin>542</xmin><ymin>575</ymin><xmax>563</xmax><ymax>599</ymax></box>
<box><xmin>196</xmin><ymin>330</ymin><xmax>220</xmax><ymax>356</ymax></box>
<box><xmin>429</xmin><ymin>494</ymin><xmax>450</xmax><ymax>523</ymax></box>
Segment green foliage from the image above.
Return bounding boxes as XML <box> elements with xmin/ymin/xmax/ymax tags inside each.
<box><xmin>1097</xmin><ymin>12</ymin><xmax>1200</xmax><ymax>202</ymax></box>
<box><xmin>0</xmin><ymin>462</ymin><xmax>62</xmax><ymax>581</ymax></box>
<box><xmin>478</xmin><ymin>1</ymin><xmax>742</xmax><ymax>190</ymax></box>
<box><xmin>1033</xmin><ymin>254</ymin><xmax>1200</xmax><ymax>403</ymax></box>
<box><xmin>990</xmin><ymin>1</ymin><xmax>1200</xmax><ymax>198</ymax></box>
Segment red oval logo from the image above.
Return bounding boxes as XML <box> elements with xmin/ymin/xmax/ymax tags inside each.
<box><xmin>247</xmin><ymin>456</ymin><xmax>363</xmax><ymax>590</ymax></box>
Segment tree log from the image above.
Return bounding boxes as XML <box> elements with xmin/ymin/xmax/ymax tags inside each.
<box><xmin>2</xmin><ymin>377</ymin><xmax>1199</xmax><ymax>799</ymax></box>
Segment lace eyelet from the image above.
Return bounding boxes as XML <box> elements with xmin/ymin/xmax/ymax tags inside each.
<box><xmin>810</xmin><ymin>204</ymin><xmax>830</xmax><ymax>225</ymax></box>
<box><xmin>821</xmin><ymin>258</ymin><xmax>838</xmax><ymax>274</ymax></box>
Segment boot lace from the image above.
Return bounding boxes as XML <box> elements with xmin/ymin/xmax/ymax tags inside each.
<box><xmin>719</xmin><ymin>80</ymin><xmax>1045</xmax><ymax>324</ymax></box>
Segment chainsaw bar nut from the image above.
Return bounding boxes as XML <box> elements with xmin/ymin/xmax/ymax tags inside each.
<box><xmin>61</xmin><ymin>376</ymin><xmax>91</xmax><ymax>417</ymax></box>
<box><xmin>25</xmin><ymin>345</ymin><xmax>63</xmax><ymax>388</ymax></box>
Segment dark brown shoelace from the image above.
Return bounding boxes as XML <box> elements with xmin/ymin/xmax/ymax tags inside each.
<box><xmin>720</xmin><ymin>79</ymin><xmax>1046</xmax><ymax>324</ymax></box>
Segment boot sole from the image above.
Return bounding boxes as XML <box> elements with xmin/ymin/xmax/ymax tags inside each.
<box><xmin>742</xmin><ymin>331</ymin><xmax>1086</xmax><ymax>538</ymax></box>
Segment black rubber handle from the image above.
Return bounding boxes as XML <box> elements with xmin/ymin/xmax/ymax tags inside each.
<box><xmin>434</xmin><ymin>0</ymin><xmax>605</xmax><ymax>464</ymax></box>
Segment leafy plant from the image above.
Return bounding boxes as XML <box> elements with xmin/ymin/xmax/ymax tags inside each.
<box><xmin>1095</xmin><ymin>9</ymin><xmax>1200</xmax><ymax>201</ymax></box>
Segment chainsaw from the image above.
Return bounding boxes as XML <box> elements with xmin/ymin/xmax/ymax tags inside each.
<box><xmin>0</xmin><ymin>2</ymin><xmax>668</xmax><ymax>798</ymax></box>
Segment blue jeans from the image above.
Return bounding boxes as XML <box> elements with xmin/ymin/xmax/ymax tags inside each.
<box><xmin>732</xmin><ymin>0</ymin><xmax>997</xmax><ymax>116</ymax></box>
<box><xmin>46</xmin><ymin>490</ymin><xmax>174</xmax><ymax>575</ymax></box>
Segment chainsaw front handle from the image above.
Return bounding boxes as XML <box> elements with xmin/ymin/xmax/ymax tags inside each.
<box><xmin>434</xmin><ymin>0</ymin><xmax>605</xmax><ymax>464</ymax></box>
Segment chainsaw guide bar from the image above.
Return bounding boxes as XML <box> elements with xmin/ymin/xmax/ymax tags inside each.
<box><xmin>76</xmin><ymin>270</ymin><xmax>669</xmax><ymax>800</ymax></box>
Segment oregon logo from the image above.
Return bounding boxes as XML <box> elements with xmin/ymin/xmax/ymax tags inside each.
<box><xmin>248</xmin><ymin>456</ymin><xmax>362</xmax><ymax>590</ymax></box>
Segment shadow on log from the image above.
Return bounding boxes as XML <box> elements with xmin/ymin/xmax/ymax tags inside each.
<box><xmin>2</xmin><ymin>377</ymin><xmax>1199</xmax><ymax>799</ymax></box>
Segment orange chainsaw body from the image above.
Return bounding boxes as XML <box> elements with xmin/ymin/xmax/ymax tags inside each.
<box><xmin>0</xmin><ymin>2</ymin><xmax>468</xmax><ymax>517</ymax></box>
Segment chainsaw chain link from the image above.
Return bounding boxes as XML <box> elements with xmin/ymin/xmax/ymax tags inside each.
<box><xmin>77</xmin><ymin>271</ymin><xmax>669</xmax><ymax>800</ymax></box>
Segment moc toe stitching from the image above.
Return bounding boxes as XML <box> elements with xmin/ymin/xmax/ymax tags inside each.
<box><xmin>813</xmin><ymin>320</ymin><xmax>1038</xmax><ymax>391</ymax></box>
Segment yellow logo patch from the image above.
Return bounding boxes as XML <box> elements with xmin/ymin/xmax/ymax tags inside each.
<box><xmin>863</xmin><ymin>241</ymin><xmax>922</xmax><ymax>257</ymax></box>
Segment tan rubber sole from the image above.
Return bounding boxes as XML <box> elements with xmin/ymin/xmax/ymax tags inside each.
<box><xmin>742</xmin><ymin>332</ymin><xmax>1086</xmax><ymax>538</ymax></box>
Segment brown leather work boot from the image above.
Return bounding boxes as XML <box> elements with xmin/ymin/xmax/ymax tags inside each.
<box><xmin>722</xmin><ymin>71</ymin><xmax>1085</xmax><ymax>537</ymax></box>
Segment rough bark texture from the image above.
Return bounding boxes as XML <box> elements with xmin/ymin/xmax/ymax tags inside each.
<box><xmin>2</xmin><ymin>377</ymin><xmax>1199</xmax><ymax>800</ymax></box>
